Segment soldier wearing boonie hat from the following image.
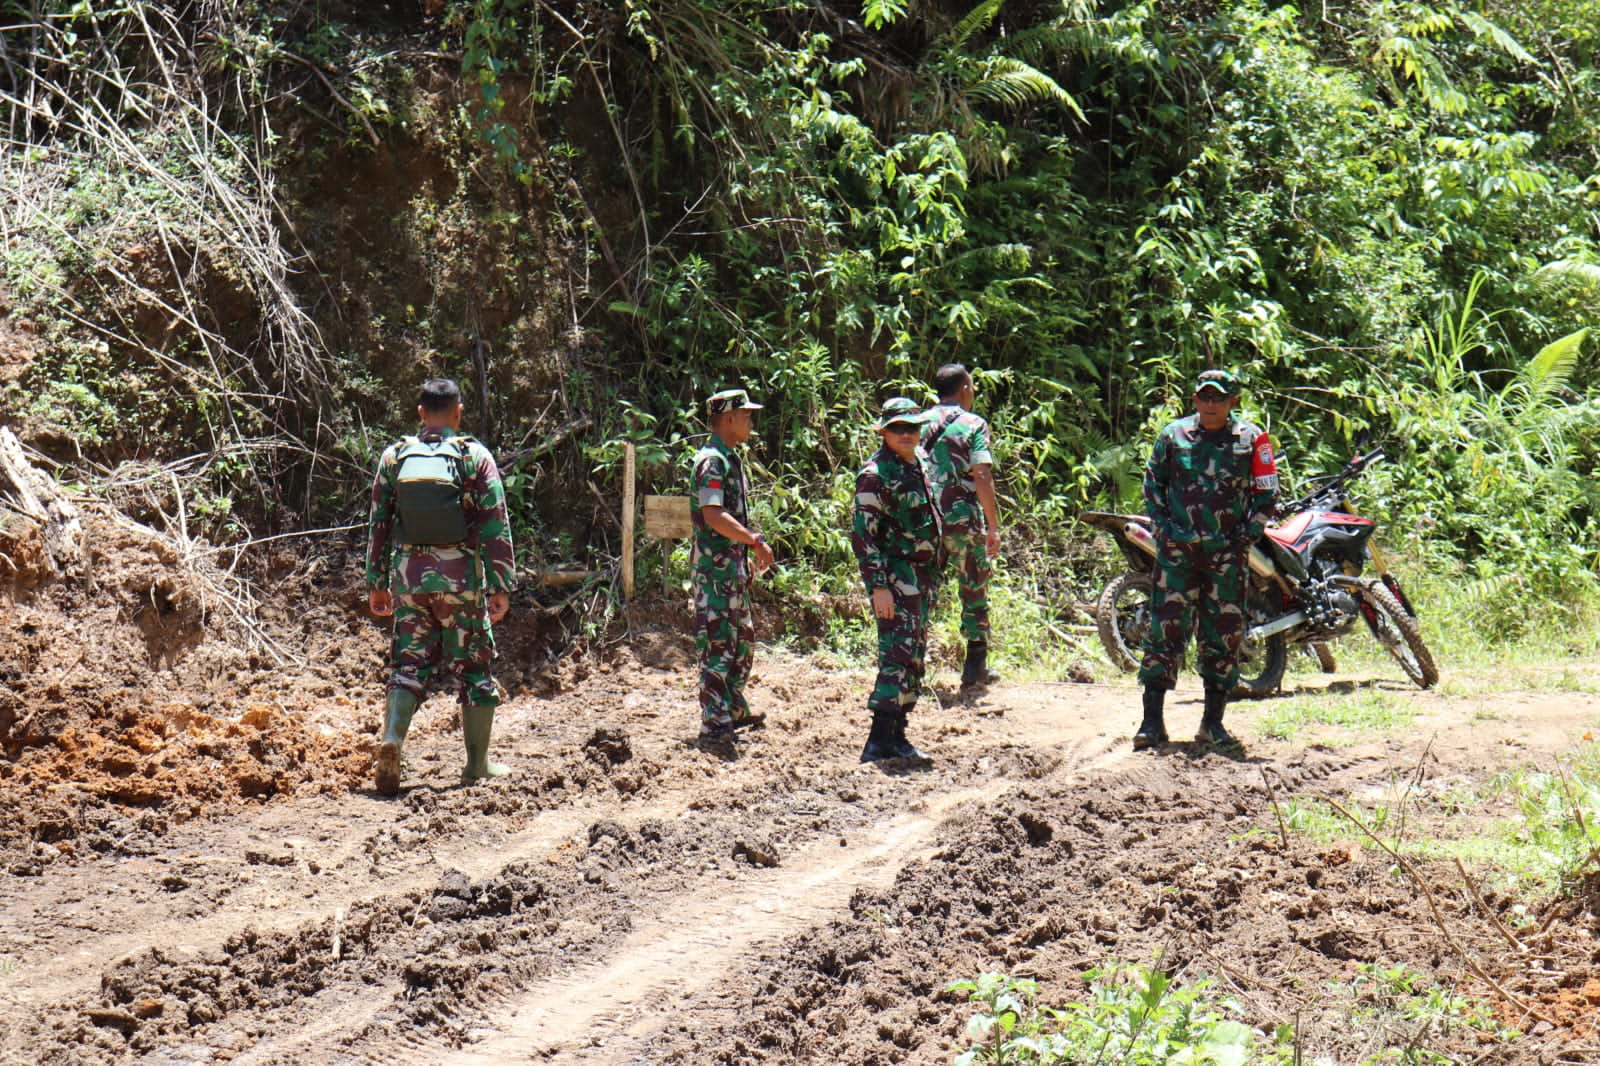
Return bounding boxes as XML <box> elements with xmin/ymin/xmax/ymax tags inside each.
<box><xmin>852</xmin><ymin>397</ymin><xmax>941</xmax><ymax>764</ymax></box>
<box><xmin>1133</xmin><ymin>366</ymin><xmax>1277</xmax><ymax>754</ymax></box>
<box><xmin>689</xmin><ymin>386</ymin><xmax>774</xmax><ymax>752</ymax></box>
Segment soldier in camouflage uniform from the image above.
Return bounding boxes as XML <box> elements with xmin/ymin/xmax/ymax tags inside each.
<box><xmin>922</xmin><ymin>363</ymin><xmax>1001</xmax><ymax>689</ymax></box>
<box><xmin>691</xmin><ymin>388</ymin><xmax>775</xmax><ymax>748</ymax></box>
<box><xmin>366</xmin><ymin>378</ymin><xmax>516</xmax><ymax>793</ymax></box>
<box><xmin>853</xmin><ymin>397</ymin><xmax>942</xmax><ymax>764</ymax></box>
<box><xmin>1136</xmin><ymin>368</ymin><xmax>1277</xmax><ymax>751</ymax></box>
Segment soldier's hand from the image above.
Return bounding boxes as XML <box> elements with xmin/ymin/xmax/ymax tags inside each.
<box><xmin>985</xmin><ymin>528</ymin><xmax>1001</xmax><ymax>557</ymax></box>
<box><xmin>368</xmin><ymin>588</ymin><xmax>394</xmax><ymax>617</ymax></box>
<box><xmin>871</xmin><ymin>587</ymin><xmax>895</xmax><ymax>620</ymax></box>
<box><xmin>488</xmin><ymin>591</ymin><xmax>510</xmax><ymax>623</ymax></box>
<box><xmin>752</xmin><ymin>536</ymin><xmax>775</xmax><ymax>575</ymax></box>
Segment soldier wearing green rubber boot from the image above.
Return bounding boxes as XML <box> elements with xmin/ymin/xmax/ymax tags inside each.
<box><xmin>365</xmin><ymin>377</ymin><xmax>516</xmax><ymax>793</ymax></box>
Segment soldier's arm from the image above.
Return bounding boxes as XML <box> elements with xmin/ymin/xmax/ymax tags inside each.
<box><xmin>1141</xmin><ymin>431</ymin><xmax>1174</xmax><ymax>542</ymax></box>
<box><xmin>852</xmin><ymin>472</ymin><xmax>890</xmax><ymax>591</ymax></box>
<box><xmin>1242</xmin><ymin>431</ymin><xmax>1279</xmax><ymax>542</ymax></box>
<box><xmin>973</xmin><ymin>464</ymin><xmax>999</xmax><ymax>547</ymax></box>
<box><xmin>467</xmin><ymin>446</ymin><xmax>516</xmax><ymax>594</ymax></box>
<box><xmin>703</xmin><ymin>504</ymin><xmax>773</xmax><ymax>572</ymax></box>
<box><xmin>702</xmin><ymin>504</ymin><xmax>763</xmax><ymax>549</ymax></box>
<box><xmin>365</xmin><ymin>447</ymin><xmax>399</xmax><ymax>592</ymax></box>
<box><xmin>968</xmin><ymin>419</ymin><xmax>999</xmax><ymax>548</ymax></box>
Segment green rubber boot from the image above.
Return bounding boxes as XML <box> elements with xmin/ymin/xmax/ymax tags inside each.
<box><xmin>461</xmin><ymin>704</ymin><xmax>510</xmax><ymax>783</ymax></box>
<box><xmin>375</xmin><ymin>688</ymin><xmax>420</xmax><ymax>796</ymax></box>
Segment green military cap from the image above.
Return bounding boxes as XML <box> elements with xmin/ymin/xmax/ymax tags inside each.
<box><xmin>1194</xmin><ymin>368</ymin><xmax>1240</xmax><ymax>397</ymax></box>
<box><xmin>707</xmin><ymin>387</ymin><xmax>763</xmax><ymax>416</ymax></box>
<box><xmin>875</xmin><ymin>396</ymin><xmax>931</xmax><ymax>430</ymax></box>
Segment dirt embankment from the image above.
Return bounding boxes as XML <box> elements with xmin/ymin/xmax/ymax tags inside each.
<box><xmin>2</xmin><ymin>508</ymin><xmax>1599</xmax><ymax>1065</ymax></box>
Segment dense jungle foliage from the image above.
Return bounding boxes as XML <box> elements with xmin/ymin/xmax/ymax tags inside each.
<box><xmin>1</xmin><ymin>0</ymin><xmax>1597</xmax><ymax>651</ymax></box>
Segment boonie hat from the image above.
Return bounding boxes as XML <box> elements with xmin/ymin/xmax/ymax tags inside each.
<box><xmin>1194</xmin><ymin>368</ymin><xmax>1240</xmax><ymax>397</ymax></box>
<box><xmin>876</xmin><ymin>396</ymin><xmax>930</xmax><ymax>431</ymax></box>
<box><xmin>707</xmin><ymin>388</ymin><xmax>763</xmax><ymax>416</ymax></box>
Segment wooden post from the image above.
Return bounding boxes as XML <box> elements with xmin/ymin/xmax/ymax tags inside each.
<box><xmin>621</xmin><ymin>442</ymin><xmax>636</xmax><ymax>602</ymax></box>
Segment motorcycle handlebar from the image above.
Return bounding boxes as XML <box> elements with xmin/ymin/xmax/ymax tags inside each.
<box><xmin>1280</xmin><ymin>448</ymin><xmax>1386</xmax><ymax>514</ymax></box>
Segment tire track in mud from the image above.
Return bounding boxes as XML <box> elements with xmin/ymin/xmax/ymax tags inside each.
<box><xmin>7</xmin><ymin>678</ymin><xmax>1400</xmax><ymax>1064</ymax></box>
<box><xmin>366</xmin><ymin>728</ymin><xmax>1132</xmax><ymax>1064</ymax></box>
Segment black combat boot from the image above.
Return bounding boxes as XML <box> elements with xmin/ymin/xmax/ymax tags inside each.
<box><xmin>960</xmin><ymin>640</ymin><xmax>998</xmax><ymax>689</ymax></box>
<box><xmin>859</xmin><ymin>709</ymin><xmax>899</xmax><ymax>763</ymax></box>
<box><xmin>1133</xmin><ymin>685</ymin><xmax>1168</xmax><ymax>751</ymax></box>
<box><xmin>887</xmin><ymin>712</ymin><xmax>931</xmax><ymax>762</ymax></box>
<box><xmin>1196</xmin><ymin>685</ymin><xmax>1241</xmax><ymax>749</ymax></box>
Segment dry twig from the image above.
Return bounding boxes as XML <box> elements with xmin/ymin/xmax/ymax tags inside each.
<box><xmin>1259</xmin><ymin>765</ymin><xmax>1291</xmax><ymax>852</ymax></box>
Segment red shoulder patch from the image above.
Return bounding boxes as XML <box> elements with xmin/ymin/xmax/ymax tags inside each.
<box><xmin>1252</xmin><ymin>434</ymin><xmax>1276</xmax><ymax>477</ymax></box>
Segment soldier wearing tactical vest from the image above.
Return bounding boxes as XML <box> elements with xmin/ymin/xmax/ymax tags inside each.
<box><xmin>690</xmin><ymin>387</ymin><xmax>774</xmax><ymax>750</ymax></box>
<box><xmin>1135</xmin><ymin>368</ymin><xmax>1277</xmax><ymax>752</ymax></box>
<box><xmin>365</xmin><ymin>377</ymin><xmax>515</xmax><ymax>794</ymax></box>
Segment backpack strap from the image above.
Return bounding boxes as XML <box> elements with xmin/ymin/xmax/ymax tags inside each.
<box><xmin>447</xmin><ymin>437</ymin><xmax>472</xmax><ymax>513</ymax></box>
<box><xmin>923</xmin><ymin>407</ymin><xmax>963</xmax><ymax>453</ymax></box>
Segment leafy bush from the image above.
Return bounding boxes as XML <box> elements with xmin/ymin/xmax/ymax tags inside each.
<box><xmin>948</xmin><ymin>965</ymin><xmax>1282</xmax><ymax>1065</ymax></box>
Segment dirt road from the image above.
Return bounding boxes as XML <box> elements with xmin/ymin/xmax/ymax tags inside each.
<box><xmin>4</xmin><ymin>598</ymin><xmax>1599</xmax><ymax>1065</ymax></box>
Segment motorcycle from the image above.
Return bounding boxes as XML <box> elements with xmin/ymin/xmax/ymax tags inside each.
<box><xmin>1080</xmin><ymin>448</ymin><xmax>1438</xmax><ymax>697</ymax></box>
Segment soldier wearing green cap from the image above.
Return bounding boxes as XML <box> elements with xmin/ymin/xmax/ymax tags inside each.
<box><xmin>1134</xmin><ymin>368</ymin><xmax>1278</xmax><ymax>752</ymax></box>
<box><xmin>365</xmin><ymin>377</ymin><xmax>516</xmax><ymax>794</ymax></box>
<box><xmin>852</xmin><ymin>397</ymin><xmax>941</xmax><ymax>763</ymax></box>
<box><xmin>690</xmin><ymin>387</ymin><xmax>775</xmax><ymax>749</ymax></box>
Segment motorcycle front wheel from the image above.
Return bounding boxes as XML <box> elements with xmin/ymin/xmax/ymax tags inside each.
<box><xmin>1232</xmin><ymin>586</ymin><xmax>1288</xmax><ymax>699</ymax></box>
<box><xmin>1094</xmin><ymin>570</ymin><xmax>1151</xmax><ymax>672</ymax></box>
<box><xmin>1358</xmin><ymin>581</ymin><xmax>1439</xmax><ymax>688</ymax></box>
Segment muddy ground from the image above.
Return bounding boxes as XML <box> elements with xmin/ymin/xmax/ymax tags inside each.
<box><xmin>2</xmin><ymin>514</ymin><xmax>1599</xmax><ymax>1065</ymax></box>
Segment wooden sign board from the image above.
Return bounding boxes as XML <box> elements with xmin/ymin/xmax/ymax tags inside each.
<box><xmin>643</xmin><ymin>495</ymin><xmax>692</xmax><ymax>539</ymax></box>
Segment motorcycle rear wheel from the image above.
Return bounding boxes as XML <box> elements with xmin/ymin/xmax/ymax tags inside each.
<box><xmin>1359</xmin><ymin>582</ymin><xmax>1438</xmax><ymax>688</ymax></box>
<box><xmin>1094</xmin><ymin>570</ymin><xmax>1286</xmax><ymax>698</ymax></box>
<box><xmin>1094</xmin><ymin>570</ymin><xmax>1151</xmax><ymax>672</ymax></box>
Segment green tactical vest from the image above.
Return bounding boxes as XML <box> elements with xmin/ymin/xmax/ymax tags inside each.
<box><xmin>393</xmin><ymin>436</ymin><xmax>470</xmax><ymax>545</ymax></box>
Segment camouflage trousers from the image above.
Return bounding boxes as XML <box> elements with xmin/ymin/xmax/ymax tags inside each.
<box><xmin>1137</xmin><ymin>546</ymin><xmax>1247</xmax><ymax>692</ymax></box>
<box><xmin>389</xmin><ymin>591</ymin><xmax>501</xmax><ymax>709</ymax></box>
<box><xmin>694</xmin><ymin>572</ymin><xmax>753</xmax><ymax>729</ymax></box>
<box><xmin>868</xmin><ymin>560</ymin><xmax>937</xmax><ymax>717</ymax></box>
<box><xmin>941</xmin><ymin>530</ymin><xmax>991</xmax><ymax>642</ymax></box>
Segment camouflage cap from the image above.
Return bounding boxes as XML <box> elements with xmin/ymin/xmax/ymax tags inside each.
<box><xmin>876</xmin><ymin>396</ymin><xmax>931</xmax><ymax>431</ymax></box>
<box><xmin>1194</xmin><ymin>368</ymin><xmax>1240</xmax><ymax>397</ymax></box>
<box><xmin>707</xmin><ymin>388</ymin><xmax>763</xmax><ymax>416</ymax></box>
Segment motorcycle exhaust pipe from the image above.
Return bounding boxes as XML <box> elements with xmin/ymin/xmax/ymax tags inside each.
<box><xmin>1245</xmin><ymin>610</ymin><xmax>1306</xmax><ymax>642</ymax></box>
<box><xmin>1123</xmin><ymin>521</ymin><xmax>1157</xmax><ymax>557</ymax></box>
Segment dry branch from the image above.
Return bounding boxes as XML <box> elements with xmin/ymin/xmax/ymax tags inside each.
<box><xmin>1324</xmin><ymin>796</ymin><xmax>1557</xmax><ymax>1026</ymax></box>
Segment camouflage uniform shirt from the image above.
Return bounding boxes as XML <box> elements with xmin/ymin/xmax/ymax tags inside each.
<box><xmin>691</xmin><ymin>435</ymin><xmax>750</xmax><ymax>582</ymax></box>
<box><xmin>921</xmin><ymin>403</ymin><xmax>993</xmax><ymax>535</ymax></box>
<box><xmin>365</xmin><ymin>427</ymin><xmax>516</xmax><ymax>597</ymax></box>
<box><xmin>853</xmin><ymin>446</ymin><xmax>942</xmax><ymax>590</ymax></box>
<box><xmin>1143</xmin><ymin>413</ymin><xmax>1276</xmax><ymax>554</ymax></box>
